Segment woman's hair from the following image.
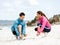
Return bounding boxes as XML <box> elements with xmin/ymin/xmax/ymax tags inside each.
<box><xmin>37</xmin><ymin>11</ymin><xmax>48</xmax><ymax>20</ymax></box>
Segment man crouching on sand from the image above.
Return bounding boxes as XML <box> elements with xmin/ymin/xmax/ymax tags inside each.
<box><xmin>11</xmin><ymin>12</ymin><xmax>27</xmax><ymax>40</ymax></box>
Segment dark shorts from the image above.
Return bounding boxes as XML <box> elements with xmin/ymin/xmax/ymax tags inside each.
<box><xmin>35</xmin><ymin>24</ymin><xmax>51</xmax><ymax>33</ymax></box>
<box><xmin>12</xmin><ymin>31</ymin><xmax>16</xmax><ymax>35</ymax></box>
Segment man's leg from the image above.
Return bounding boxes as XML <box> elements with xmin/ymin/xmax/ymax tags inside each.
<box><xmin>18</xmin><ymin>25</ymin><xmax>23</xmax><ymax>39</ymax></box>
<box><xmin>22</xmin><ymin>25</ymin><xmax>27</xmax><ymax>37</ymax></box>
<box><xmin>15</xmin><ymin>36</ymin><xmax>18</xmax><ymax>39</ymax></box>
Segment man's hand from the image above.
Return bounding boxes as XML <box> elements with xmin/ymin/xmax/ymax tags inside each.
<box><xmin>20</xmin><ymin>35</ymin><xmax>23</xmax><ymax>39</ymax></box>
<box><xmin>24</xmin><ymin>34</ymin><xmax>27</xmax><ymax>37</ymax></box>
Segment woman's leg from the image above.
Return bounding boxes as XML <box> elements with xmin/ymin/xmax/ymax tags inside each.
<box><xmin>43</xmin><ymin>28</ymin><xmax>51</xmax><ymax>37</ymax></box>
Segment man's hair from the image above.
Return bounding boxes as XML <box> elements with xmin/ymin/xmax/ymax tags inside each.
<box><xmin>19</xmin><ymin>12</ymin><xmax>25</xmax><ymax>17</ymax></box>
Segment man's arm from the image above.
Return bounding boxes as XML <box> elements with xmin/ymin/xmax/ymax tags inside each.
<box><xmin>14</xmin><ymin>20</ymin><xmax>20</xmax><ymax>36</ymax></box>
<box><xmin>22</xmin><ymin>21</ymin><xmax>26</xmax><ymax>35</ymax></box>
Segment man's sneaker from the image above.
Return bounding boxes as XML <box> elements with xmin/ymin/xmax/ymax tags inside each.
<box><xmin>24</xmin><ymin>34</ymin><xmax>27</xmax><ymax>37</ymax></box>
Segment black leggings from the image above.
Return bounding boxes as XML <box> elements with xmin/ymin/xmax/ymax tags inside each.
<box><xmin>35</xmin><ymin>27</ymin><xmax>51</xmax><ymax>33</ymax></box>
<box><xmin>35</xmin><ymin>24</ymin><xmax>51</xmax><ymax>33</ymax></box>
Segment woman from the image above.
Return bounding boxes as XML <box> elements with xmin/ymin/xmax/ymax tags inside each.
<box><xmin>35</xmin><ymin>11</ymin><xmax>51</xmax><ymax>36</ymax></box>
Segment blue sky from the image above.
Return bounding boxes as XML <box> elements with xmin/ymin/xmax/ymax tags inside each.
<box><xmin>0</xmin><ymin>0</ymin><xmax>60</xmax><ymax>21</ymax></box>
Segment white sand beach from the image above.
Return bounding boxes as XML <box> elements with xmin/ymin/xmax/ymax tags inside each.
<box><xmin>0</xmin><ymin>25</ymin><xmax>60</xmax><ymax>45</ymax></box>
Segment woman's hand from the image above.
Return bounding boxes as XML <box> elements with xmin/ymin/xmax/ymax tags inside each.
<box><xmin>36</xmin><ymin>26</ymin><xmax>40</xmax><ymax>36</ymax></box>
<box><xmin>37</xmin><ymin>26</ymin><xmax>40</xmax><ymax>32</ymax></box>
<box><xmin>36</xmin><ymin>32</ymin><xmax>40</xmax><ymax>36</ymax></box>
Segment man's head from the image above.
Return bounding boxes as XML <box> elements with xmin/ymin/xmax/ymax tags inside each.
<box><xmin>19</xmin><ymin>12</ymin><xmax>25</xmax><ymax>20</ymax></box>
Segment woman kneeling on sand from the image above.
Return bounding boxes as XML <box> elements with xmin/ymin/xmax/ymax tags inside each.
<box><xmin>35</xmin><ymin>11</ymin><xmax>51</xmax><ymax>36</ymax></box>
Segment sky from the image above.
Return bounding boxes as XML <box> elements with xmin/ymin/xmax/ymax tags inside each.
<box><xmin>0</xmin><ymin>0</ymin><xmax>60</xmax><ymax>21</ymax></box>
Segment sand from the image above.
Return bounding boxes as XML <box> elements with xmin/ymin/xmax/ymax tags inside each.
<box><xmin>0</xmin><ymin>25</ymin><xmax>60</xmax><ymax>45</ymax></box>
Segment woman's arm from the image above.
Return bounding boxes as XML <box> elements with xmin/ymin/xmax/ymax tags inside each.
<box><xmin>37</xmin><ymin>17</ymin><xmax>46</xmax><ymax>33</ymax></box>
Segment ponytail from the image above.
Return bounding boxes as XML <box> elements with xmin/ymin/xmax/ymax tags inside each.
<box><xmin>37</xmin><ymin>11</ymin><xmax>48</xmax><ymax>20</ymax></box>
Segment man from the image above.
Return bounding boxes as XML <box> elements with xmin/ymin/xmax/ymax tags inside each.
<box><xmin>11</xmin><ymin>12</ymin><xmax>27</xmax><ymax>39</ymax></box>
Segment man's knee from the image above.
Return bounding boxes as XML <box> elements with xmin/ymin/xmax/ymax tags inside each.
<box><xmin>18</xmin><ymin>25</ymin><xmax>22</xmax><ymax>28</ymax></box>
